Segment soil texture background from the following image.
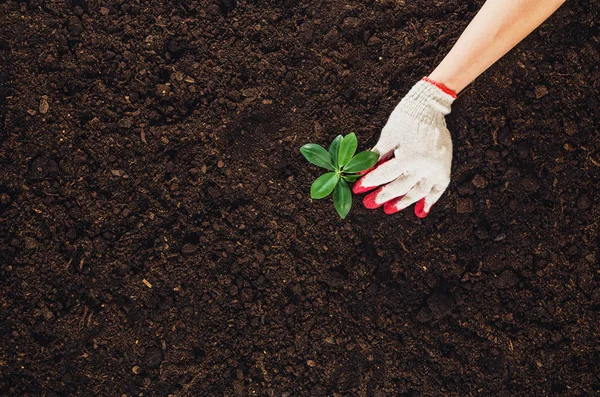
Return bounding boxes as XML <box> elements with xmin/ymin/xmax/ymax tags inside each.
<box><xmin>1</xmin><ymin>0</ymin><xmax>600</xmax><ymax>395</ymax></box>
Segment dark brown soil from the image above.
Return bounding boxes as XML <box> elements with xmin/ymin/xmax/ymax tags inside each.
<box><xmin>1</xmin><ymin>0</ymin><xmax>599</xmax><ymax>395</ymax></box>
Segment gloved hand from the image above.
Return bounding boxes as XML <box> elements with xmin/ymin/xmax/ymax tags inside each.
<box><xmin>353</xmin><ymin>77</ymin><xmax>456</xmax><ymax>218</ymax></box>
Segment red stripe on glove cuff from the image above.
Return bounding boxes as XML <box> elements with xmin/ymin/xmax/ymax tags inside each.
<box><xmin>422</xmin><ymin>77</ymin><xmax>457</xmax><ymax>99</ymax></box>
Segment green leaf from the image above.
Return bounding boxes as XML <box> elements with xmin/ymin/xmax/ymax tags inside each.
<box><xmin>310</xmin><ymin>172</ymin><xmax>340</xmax><ymax>199</ymax></box>
<box><xmin>334</xmin><ymin>179</ymin><xmax>352</xmax><ymax>219</ymax></box>
<box><xmin>343</xmin><ymin>151</ymin><xmax>379</xmax><ymax>173</ymax></box>
<box><xmin>342</xmin><ymin>174</ymin><xmax>362</xmax><ymax>183</ymax></box>
<box><xmin>337</xmin><ymin>133</ymin><xmax>358</xmax><ymax>167</ymax></box>
<box><xmin>300</xmin><ymin>144</ymin><xmax>335</xmax><ymax>171</ymax></box>
<box><xmin>329</xmin><ymin>135</ymin><xmax>343</xmax><ymax>169</ymax></box>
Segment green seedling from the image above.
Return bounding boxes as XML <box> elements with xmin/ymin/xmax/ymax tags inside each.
<box><xmin>300</xmin><ymin>133</ymin><xmax>379</xmax><ymax>219</ymax></box>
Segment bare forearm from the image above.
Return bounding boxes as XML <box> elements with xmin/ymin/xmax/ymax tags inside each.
<box><xmin>429</xmin><ymin>0</ymin><xmax>565</xmax><ymax>93</ymax></box>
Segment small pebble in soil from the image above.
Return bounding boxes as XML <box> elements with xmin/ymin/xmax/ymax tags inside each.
<box><xmin>67</xmin><ymin>16</ymin><xmax>83</xmax><ymax>35</ymax></box>
<box><xmin>564</xmin><ymin>120</ymin><xmax>577</xmax><ymax>136</ymax></box>
<box><xmin>521</xmin><ymin>174</ymin><xmax>541</xmax><ymax>192</ymax></box>
<box><xmin>307</xmin><ymin>360</ymin><xmax>316</xmax><ymax>367</ymax></box>
<box><xmin>143</xmin><ymin>347</ymin><xmax>163</xmax><ymax>367</ymax></box>
<box><xmin>534</xmin><ymin>85</ymin><xmax>549</xmax><ymax>99</ymax></box>
<box><xmin>427</xmin><ymin>292</ymin><xmax>454</xmax><ymax>319</ymax></box>
<box><xmin>118</xmin><ymin>117</ymin><xmax>133</xmax><ymax>129</ymax></box>
<box><xmin>132</xmin><ymin>365</ymin><xmax>142</xmax><ymax>375</ymax></box>
<box><xmin>100</xmin><ymin>7</ymin><xmax>109</xmax><ymax>15</ymax></box>
<box><xmin>472</xmin><ymin>174</ymin><xmax>488</xmax><ymax>189</ymax></box>
<box><xmin>457</xmin><ymin>183</ymin><xmax>475</xmax><ymax>196</ymax></box>
<box><xmin>494</xmin><ymin>270</ymin><xmax>519</xmax><ymax>289</ymax></box>
<box><xmin>41</xmin><ymin>307</ymin><xmax>55</xmax><ymax>321</ymax></box>
<box><xmin>415</xmin><ymin>307</ymin><xmax>433</xmax><ymax>323</ymax></box>
<box><xmin>181</xmin><ymin>244</ymin><xmax>197</xmax><ymax>254</ymax></box>
<box><xmin>24</xmin><ymin>236</ymin><xmax>38</xmax><ymax>249</ymax></box>
<box><xmin>323</xmin><ymin>28</ymin><xmax>340</xmax><ymax>46</ymax></box>
<box><xmin>39</xmin><ymin>96</ymin><xmax>49</xmax><ymax>114</ymax></box>
<box><xmin>227</xmin><ymin>90</ymin><xmax>241</xmax><ymax>101</ymax></box>
<box><xmin>515</xmin><ymin>142</ymin><xmax>530</xmax><ymax>158</ymax></box>
<box><xmin>367</xmin><ymin>35</ymin><xmax>382</xmax><ymax>46</ymax></box>
<box><xmin>456</xmin><ymin>198</ymin><xmax>473</xmax><ymax>213</ymax></box>
<box><xmin>257</xmin><ymin>183</ymin><xmax>267</xmax><ymax>195</ymax></box>
<box><xmin>577</xmin><ymin>194</ymin><xmax>592</xmax><ymax>210</ymax></box>
<box><xmin>486</xmin><ymin>149</ymin><xmax>501</xmax><ymax>164</ymax></box>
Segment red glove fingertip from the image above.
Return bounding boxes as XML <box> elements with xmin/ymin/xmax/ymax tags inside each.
<box><xmin>353</xmin><ymin>179</ymin><xmax>378</xmax><ymax>194</ymax></box>
<box><xmin>383</xmin><ymin>196</ymin><xmax>404</xmax><ymax>214</ymax></box>
<box><xmin>414</xmin><ymin>198</ymin><xmax>429</xmax><ymax>218</ymax></box>
<box><xmin>363</xmin><ymin>187</ymin><xmax>384</xmax><ymax>209</ymax></box>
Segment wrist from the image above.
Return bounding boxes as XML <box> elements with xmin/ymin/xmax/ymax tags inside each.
<box><xmin>422</xmin><ymin>76</ymin><xmax>457</xmax><ymax>99</ymax></box>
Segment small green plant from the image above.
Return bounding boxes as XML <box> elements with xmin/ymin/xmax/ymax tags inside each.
<box><xmin>300</xmin><ymin>133</ymin><xmax>379</xmax><ymax>219</ymax></box>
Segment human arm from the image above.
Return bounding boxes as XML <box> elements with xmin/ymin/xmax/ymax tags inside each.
<box><xmin>429</xmin><ymin>0</ymin><xmax>566</xmax><ymax>93</ymax></box>
<box><xmin>353</xmin><ymin>0</ymin><xmax>566</xmax><ymax>217</ymax></box>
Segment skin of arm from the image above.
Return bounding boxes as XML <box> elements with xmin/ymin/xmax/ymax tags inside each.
<box><xmin>428</xmin><ymin>0</ymin><xmax>566</xmax><ymax>93</ymax></box>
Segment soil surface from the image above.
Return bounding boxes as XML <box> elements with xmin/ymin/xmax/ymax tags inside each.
<box><xmin>1</xmin><ymin>0</ymin><xmax>600</xmax><ymax>396</ymax></box>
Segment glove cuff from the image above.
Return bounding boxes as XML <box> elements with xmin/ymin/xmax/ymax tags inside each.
<box><xmin>422</xmin><ymin>77</ymin><xmax>457</xmax><ymax>99</ymax></box>
<box><xmin>398</xmin><ymin>79</ymin><xmax>456</xmax><ymax>123</ymax></box>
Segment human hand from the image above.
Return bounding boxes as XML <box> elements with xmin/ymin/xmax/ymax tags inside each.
<box><xmin>353</xmin><ymin>78</ymin><xmax>456</xmax><ymax>218</ymax></box>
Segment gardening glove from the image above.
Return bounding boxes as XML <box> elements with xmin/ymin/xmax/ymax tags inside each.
<box><xmin>353</xmin><ymin>77</ymin><xmax>456</xmax><ymax>218</ymax></box>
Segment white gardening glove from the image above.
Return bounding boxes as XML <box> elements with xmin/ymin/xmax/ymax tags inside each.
<box><xmin>353</xmin><ymin>78</ymin><xmax>456</xmax><ymax>218</ymax></box>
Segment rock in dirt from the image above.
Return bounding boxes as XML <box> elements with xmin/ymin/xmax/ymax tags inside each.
<box><xmin>67</xmin><ymin>16</ymin><xmax>83</xmax><ymax>35</ymax></box>
<box><xmin>494</xmin><ymin>270</ymin><xmax>519</xmax><ymax>289</ymax></box>
<box><xmin>257</xmin><ymin>183</ymin><xmax>267</xmax><ymax>195</ymax></box>
<box><xmin>323</xmin><ymin>28</ymin><xmax>340</xmax><ymax>46</ymax></box>
<box><xmin>227</xmin><ymin>90</ymin><xmax>241</xmax><ymax>101</ymax></box>
<box><xmin>0</xmin><ymin>193</ymin><xmax>10</xmax><ymax>206</ymax></box>
<box><xmin>577</xmin><ymin>194</ymin><xmax>592</xmax><ymax>210</ymax></box>
<box><xmin>367</xmin><ymin>35</ymin><xmax>383</xmax><ymax>46</ymax></box>
<box><xmin>233</xmin><ymin>379</ymin><xmax>245</xmax><ymax>396</ymax></box>
<box><xmin>457</xmin><ymin>183</ymin><xmax>475</xmax><ymax>196</ymax></box>
<box><xmin>41</xmin><ymin>307</ymin><xmax>55</xmax><ymax>321</ymax></box>
<box><xmin>522</xmin><ymin>174</ymin><xmax>541</xmax><ymax>192</ymax></box>
<box><xmin>143</xmin><ymin>347</ymin><xmax>163</xmax><ymax>367</ymax></box>
<box><xmin>24</xmin><ymin>236</ymin><xmax>38</xmax><ymax>249</ymax></box>
<box><xmin>427</xmin><ymin>293</ymin><xmax>454</xmax><ymax>319</ymax></box>
<box><xmin>342</xmin><ymin>17</ymin><xmax>361</xmax><ymax>31</ymax></box>
<box><xmin>456</xmin><ymin>197</ymin><xmax>473</xmax><ymax>213</ymax></box>
<box><xmin>472</xmin><ymin>174</ymin><xmax>488</xmax><ymax>189</ymax></box>
<box><xmin>39</xmin><ymin>96</ymin><xmax>49</xmax><ymax>114</ymax></box>
<box><xmin>591</xmin><ymin>288</ymin><xmax>600</xmax><ymax>303</ymax></box>
<box><xmin>118</xmin><ymin>117</ymin><xmax>133</xmax><ymax>129</ymax></box>
<box><xmin>415</xmin><ymin>307</ymin><xmax>433</xmax><ymax>323</ymax></box>
<box><xmin>132</xmin><ymin>365</ymin><xmax>143</xmax><ymax>375</ymax></box>
<box><xmin>181</xmin><ymin>243</ymin><xmax>197</xmax><ymax>254</ymax></box>
<box><xmin>534</xmin><ymin>85</ymin><xmax>549</xmax><ymax>99</ymax></box>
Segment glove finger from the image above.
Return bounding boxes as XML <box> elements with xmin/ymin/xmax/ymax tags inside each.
<box><xmin>357</xmin><ymin>156</ymin><xmax>391</xmax><ymax>176</ymax></box>
<box><xmin>383</xmin><ymin>181</ymin><xmax>432</xmax><ymax>215</ymax></box>
<box><xmin>371</xmin><ymin>140</ymin><xmax>395</xmax><ymax>164</ymax></box>
<box><xmin>414</xmin><ymin>185</ymin><xmax>446</xmax><ymax>218</ymax></box>
<box><xmin>353</xmin><ymin>156</ymin><xmax>406</xmax><ymax>194</ymax></box>
<box><xmin>362</xmin><ymin>173</ymin><xmax>419</xmax><ymax>209</ymax></box>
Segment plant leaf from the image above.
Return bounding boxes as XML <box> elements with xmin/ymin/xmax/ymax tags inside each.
<box><xmin>300</xmin><ymin>144</ymin><xmax>335</xmax><ymax>171</ymax></box>
<box><xmin>310</xmin><ymin>172</ymin><xmax>340</xmax><ymax>199</ymax></box>
<box><xmin>342</xmin><ymin>174</ymin><xmax>362</xmax><ymax>183</ymax></box>
<box><xmin>329</xmin><ymin>135</ymin><xmax>343</xmax><ymax>169</ymax></box>
<box><xmin>343</xmin><ymin>151</ymin><xmax>379</xmax><ymax>173</ymax></box>
<box><xmin>337</xmin><ymin>133</ymin><xmax>358</xmax><ymax>167</ymax></box>
<box><xmin>334</xmin><ymin>179</ymin><xmax>352</xmax><ymax>219</ymax></box>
